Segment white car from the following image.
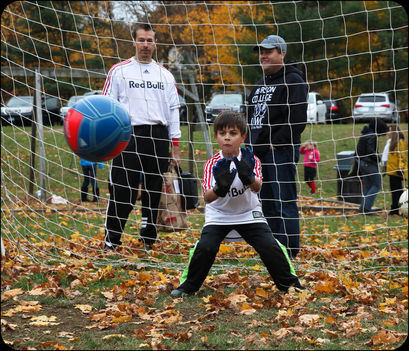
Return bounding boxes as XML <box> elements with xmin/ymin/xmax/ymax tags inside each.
<box><xmin>1</xmin><ymin>96</ymin><xmax>33</xmax><ymax>125</ymax></box>
<box><xmin>353</xmin><ymin>92</ymin><xmax>400</xmax><ymax>123</ymax></box>
<box><xmin>60</xmin><ymin>95</ymin><xmax>85</xmax><ymax>122</ymax></box>
<box><xmin>307</xmin><ymin>92</ymin><xmax>327</xmax><ymax>124</ymax></box>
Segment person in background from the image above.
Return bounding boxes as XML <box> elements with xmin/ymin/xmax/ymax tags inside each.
<box><xmin>300</xmin><ymin>140</ymin><xmax>320</xmax><ymax>194</ymax></box>
<box><xmin>246</xmin><ymin>34</ymin><xmax>308</xmax><ymax>259</ymax></box>
<box><xmin>80</xmin><ymin>159</ymin><xmax>103</xmax><ymax>202</ymax></box>
<box><xmin>102</xmin><ymin>23</ymin><xmax>181</xmax><ymax>251</ymax></box>
<box><xmin>385</xmin><ymin>125</ymin><xmax>407</xmax><ymax>216</ymax></box>
<box><xmin>381</xmin><ymin>131</ymin><xmax>391</xmax><ymax>174</ymax></box>
<box><xmin>356</xmin><ymin>119</ymin><xmax>388</xmax><ymax>215</ymax></box>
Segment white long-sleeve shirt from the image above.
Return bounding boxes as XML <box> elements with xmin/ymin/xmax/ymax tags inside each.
<box><xmin>382</xmin><ymin>138</ymin><xmax>391</xmax><ymax>165</ymax></box>
<box><xmin>102</xmin><ymin>57</ymin><xmax>181</xmax><ymax>139</ymax></box>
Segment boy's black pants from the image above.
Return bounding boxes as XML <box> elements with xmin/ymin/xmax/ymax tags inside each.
<box><xmin>178</xmin><ymin>223</ymin><xmax>301</xmax><ymax>293</ymax></box>
<box><xmin>105</xmin><ymin>125</ymin><xmax>169</xmax><ymax>246</ymax></box>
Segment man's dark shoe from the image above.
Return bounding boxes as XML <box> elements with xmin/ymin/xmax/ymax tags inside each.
<box><xmin>361</xmin><ymin>208</ymin><xmax>383</xmax><ymax>216</ymax></box>
<box><xmin>104</xmin><ymin>242</ymin><xmax>118</xmax><ymax>252</ymax></box>
<box><xmin>171</xmin><ymin>288</ymin><xmax>193</xmax><ymax>298</ymax></box>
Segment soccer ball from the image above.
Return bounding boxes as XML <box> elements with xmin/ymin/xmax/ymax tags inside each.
<box><xmin>64</xmin><ymin>95</ymin><xmax>131</xmax><ymax>162</ymax></box>
<box><xmin>398</xmin><ymin>189</ymin><xmax>408</xmax><ymax>218</ymax></box>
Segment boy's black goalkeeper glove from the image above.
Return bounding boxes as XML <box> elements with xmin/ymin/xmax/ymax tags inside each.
<box><xmin>212</xmin><ymin>158</ymin><xmax>237</xmax><ymax>197</ymax></box>
<box><xmin>232</xmin><ymin>147</ymin><xmax>256</xmax><ymax>186</ymax></box>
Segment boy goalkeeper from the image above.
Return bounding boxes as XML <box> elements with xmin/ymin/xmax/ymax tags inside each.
<box><xmin>171</xmin><ymin>111</ymin><xmax>306</xmax><ymax>298</ymax></box>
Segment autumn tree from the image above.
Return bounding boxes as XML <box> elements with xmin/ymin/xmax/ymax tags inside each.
<box><xmin>1</xmin><ymin>1</ymin><xmax>130</xmax><ymax>100</ymax></box>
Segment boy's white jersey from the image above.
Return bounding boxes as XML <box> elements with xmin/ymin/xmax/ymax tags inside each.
<box><xmin>102</xmin><ymin>57</ymin><xmax>181</xmax><ymax>139</ymax></box>
<box><xmin>202</xmin><ymin>150</ymin><xmax>267</xmax><ymax>231</ymax></box>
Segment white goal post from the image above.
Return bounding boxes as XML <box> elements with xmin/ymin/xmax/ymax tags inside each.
<box><xmin>1</xmin><ymin>1</ymin><xmax>407</xmax><ymax>278</ymax></box>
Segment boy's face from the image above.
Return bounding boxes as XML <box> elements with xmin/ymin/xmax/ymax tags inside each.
<box><xmin>214</xmin><ymin>126</ymin><xmax>246</xmax><ymax>158</ymax></box>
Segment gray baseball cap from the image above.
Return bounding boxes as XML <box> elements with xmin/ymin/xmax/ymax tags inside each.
<box><xmin>253</xmin><ymin>35</ymin><xmax>287</xmax><ymax>52</ymax></box>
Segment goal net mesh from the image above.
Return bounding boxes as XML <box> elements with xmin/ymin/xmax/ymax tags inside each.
<box><xmin>1</xmin><ymin>1</ymin><xmax>407</xmax><ymax>277</ymax></box>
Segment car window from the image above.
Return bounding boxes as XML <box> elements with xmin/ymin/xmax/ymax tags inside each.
<box><xmin>6</xmin><ymin>96</ymin><xmax>33</xmax><ymax>107</ymax></box>
<box><xmin>358</xmin><ymin>95</ymin><xmax>386</xmax><ymax>103</ymax></box>
<box><xmin>44</xmin><ymin>97</ymin><xmax>59</xmax><ymax>109</ymax></box>
<box><xmin>67</xmin><ymin>96</ymin><xmax>84</xmax><ymax>106</ymax></box>
<box><xmin>211</xmin><ymin>94</ymin><xmax>242</xmax><ymax>105</ymax></box>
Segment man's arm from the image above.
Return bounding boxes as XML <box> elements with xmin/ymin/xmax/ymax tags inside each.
<box><xmin>170</xmin><ymin>142</ymin><xmax>181</xmax><ymax>167</ymax></box>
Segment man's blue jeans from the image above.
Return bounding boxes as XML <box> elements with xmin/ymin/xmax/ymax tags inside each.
<box><xmin>260</xmin><ymin>146</ymin><xmax>300</xmax><ymax>258</ymax></box>
<box><xmin>358</xmin><ymin>160</ymin><xmax>382</xmax><ymax>212</ymax></box>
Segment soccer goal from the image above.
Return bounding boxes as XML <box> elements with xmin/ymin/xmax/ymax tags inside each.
<box><xmin>1</xmin><ymin>1</ymin><xmax>407</xmax><ymax>279</ymax></box>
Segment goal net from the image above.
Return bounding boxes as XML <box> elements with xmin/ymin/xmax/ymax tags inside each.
<box><xmin>1</xmin><ymin>1</ymin><xmax>407</xmax><ymax>279</ymax></box>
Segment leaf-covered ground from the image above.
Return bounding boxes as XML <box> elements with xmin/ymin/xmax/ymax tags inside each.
<box><xmin>1</xmin><ymin>200</ymin><xmax>408</xmax><ymax>350</ymax></box>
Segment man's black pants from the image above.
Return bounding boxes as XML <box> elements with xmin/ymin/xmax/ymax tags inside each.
<box><xmin>105</xmin><ymin>125</ymin><xmax>169</xmax><ymax>246</ymax></box>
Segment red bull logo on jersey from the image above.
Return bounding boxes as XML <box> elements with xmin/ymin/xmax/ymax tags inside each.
<box><xmin>128</xmin><ymin>80</ymin><xmax>164</xmax><ymax>90</ymax></box>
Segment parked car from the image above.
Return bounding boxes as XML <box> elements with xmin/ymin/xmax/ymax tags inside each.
<box><xmin>1</xmin><ymin>95</ymin><xmax>61</xmax><ymax>126</ymax></box>
<box><xmin>59</xmin><ymin>95</ymin><xmax>86</xmax><ymax>123</ymax></box>
<box><xmin>83</xmin><ymin>90</ymin><xmax>102</xmax><ymax>96</ymax></box>
<box><xmin>307</xmin><ymin>92</ymin><xmax>327</xmax><ymax>124</ymax></box>
<box><xmin>204</xmin><ymin>93</ymin><xmax>245</xmax><ymax>123</ymax></box>
<box><xmin>323</xmin><ymin>98</ymin><xmax>348</xmax><ymax>124</ymax></box>
<box><xmin>352</xmin><ymin>92</ymin><xmax>400</xmax><ymax>123</ymax></box>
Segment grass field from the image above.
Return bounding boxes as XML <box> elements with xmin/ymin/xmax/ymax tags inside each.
<box><xmin>1</xmin><ymin>122</ymin><xmax>408</xmax><ymax>349</ymax></box>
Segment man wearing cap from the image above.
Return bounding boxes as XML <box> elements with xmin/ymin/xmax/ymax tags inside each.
<box><xmin>245</xmin><ymin>35</ymin><xmax>308</xmax><ymax>259</ymax></box>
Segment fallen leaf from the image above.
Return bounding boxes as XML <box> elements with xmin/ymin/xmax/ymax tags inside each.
<box><xmin>1</xmin><ymin>288</ymin><xmax>24</xmax><ymax>300</ymax></box>
<box><xmin>299</xmin><ymin>314</ymin><xmax>321</xmax><ymax>326</ymax></box>
<box><xmin>75</xmin><ymin>304</ymin><xmax>93</xmax><ymax>314</ymax></box>
<box><xmin>367</xmin><ymin>329</ymin><xmax>403</xmax><ymax>346</ymax></box>
<box><xmin>271</xmin><ymin>328</ymin><xmax>291</xmax><ymax>340</ymax></box>
<box><xmin>255</xmin><ymin>287</ymin><xmax>268</xmax><ymax>298</ymax></box>
<box><xmin>29</xmin><ymin>315</ymin><xmax>60</xmax><ymax>326</ymax></box>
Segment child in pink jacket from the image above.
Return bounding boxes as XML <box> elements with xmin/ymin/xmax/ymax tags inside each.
<box><xmin>300</xmin><ymin>141</ymin><xmax>320</xmax><ymax>194</ymax></box>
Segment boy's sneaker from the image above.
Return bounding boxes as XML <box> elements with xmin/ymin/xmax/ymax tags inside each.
<box><xmin>282</xmin><ymin>283</ymin><xmax>310</xmax><ymax>295</ymax></box>
<box><xmin>292</xmin><ymin>282</ymin><xmax>311</xmax><ymax>294</ymax></box>
<box><xmin>171</xmin><ymin>288</ymin><xmax>193</xmax><ymax>298</ymax></box>
<box><xmin>293</xmin><ymin>285</ymin><xmax>310</xmax><ymax>294</ymax></box>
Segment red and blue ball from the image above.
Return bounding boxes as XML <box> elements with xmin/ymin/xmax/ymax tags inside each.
<box><xmin>64</xmin><ymin>95</ymin><xmax>131</xmax><ymax>162</ymax></box>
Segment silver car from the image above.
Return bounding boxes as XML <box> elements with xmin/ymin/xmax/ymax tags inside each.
<box><xmin>59</xmin><ymin>95</ymin><xmax>85</xmax><ymax>122</ymax></box>
<box><xmin>353</xmin><ymin>92</ymin><xmax>400</xmax><ymax>123</ymax></box>
<box><xmin>204</xmin><ymin>93</ymin><xmax>245</xmax><ymax>123</ymax></box>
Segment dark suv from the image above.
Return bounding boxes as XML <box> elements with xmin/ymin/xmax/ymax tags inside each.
<box><xmin>204</xmin><ymin>93</ymin><xmax>245</xmax><ymax>123</ymax></box>
<box><xmin>323</xmin><ymin>98</ymin><xmax>348</xmax><ymax>124</ymax></box>
<box><xmin>1</xmin><ymin>95</ymin><xmax>61</xmax><ymax>126</ymax></box>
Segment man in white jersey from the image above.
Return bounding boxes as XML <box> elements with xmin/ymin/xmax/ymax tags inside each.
<box><xmin>171</xmin><ymin>111</ymin><xmax>306</xmax><ymax>298</ymax></box>
<box><xmin>102</xmin><ymin>24</ymin><xmax>181</xmax><ymax>250</ymax></box>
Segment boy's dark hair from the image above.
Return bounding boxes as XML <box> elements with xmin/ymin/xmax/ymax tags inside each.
<box><xmin>132</xmin><ymin>24</ymin><xmax>155</xmax><ymax>41</ymax></box>
<box><xmin>213</xmin><ymin>111</ymin><xmax>247</xmax><ymax>135</ymax></box>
